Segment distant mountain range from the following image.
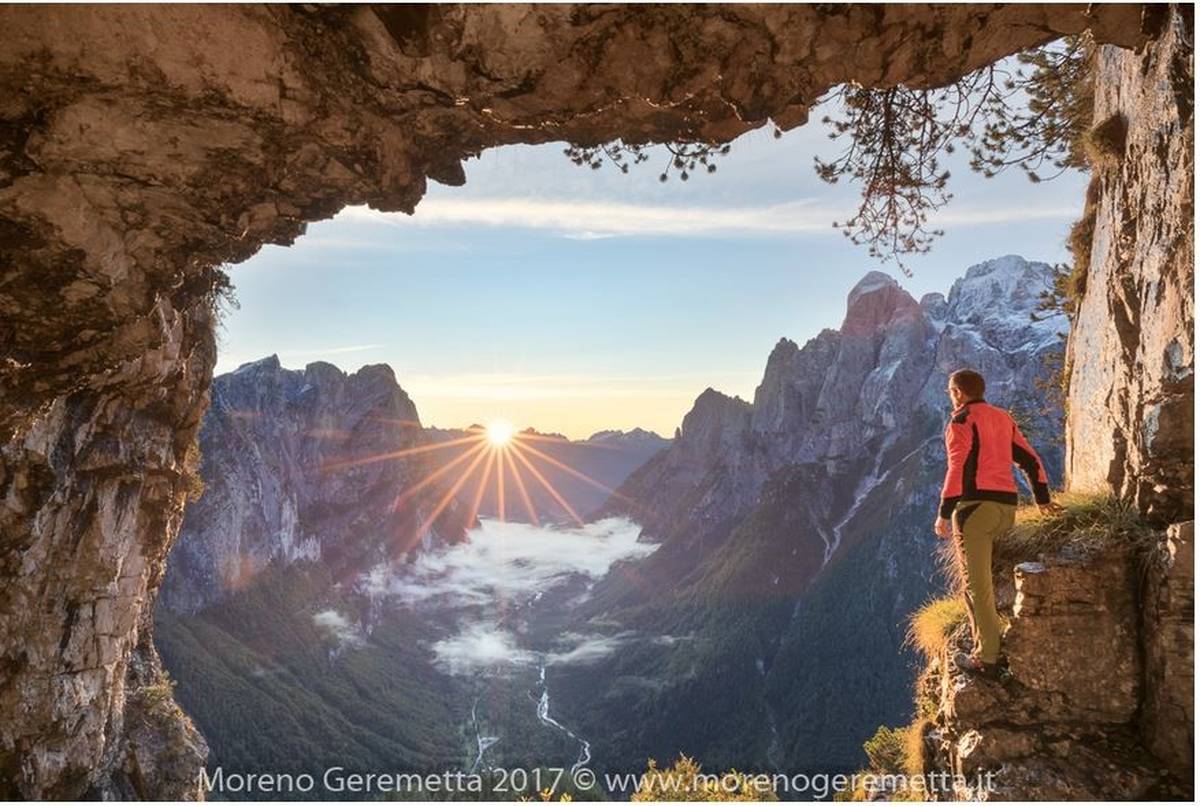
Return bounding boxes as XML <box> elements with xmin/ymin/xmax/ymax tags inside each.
<box><xmin>161</xmin><ymin>360</ymin><xmax>666</xmax><ymax>614</ymax></box>
<box><xmin>156</xmin><ymin>255</ymin><xmax>1068</xmax><ymax>796</ymax></box>
<box><xmin>426</xmin><ymin>425</ymin><xmax>669</xmax><ymax>525</ymax></box>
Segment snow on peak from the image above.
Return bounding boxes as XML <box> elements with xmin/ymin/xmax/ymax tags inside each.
<box><xmin>944</xmin><ymin>255</ymin><xmax>1066</xmax><ymax>351</ymax></box>
<box><xmin>849</xmin><ymin>271</ymin><xmax>899</xmax><ymax>299</ymax></box>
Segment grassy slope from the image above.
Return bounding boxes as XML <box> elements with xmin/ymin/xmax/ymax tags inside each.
<box><xmin>155</xmin><ymin>564</ymin><xmax>470</xmax><ymax>798</ymax></box>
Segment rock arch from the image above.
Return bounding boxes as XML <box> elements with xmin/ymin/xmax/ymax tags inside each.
<box><xmin>0</xmin><ymin>3</ymin><xmax>1188</xmax><ymax>798</ymax></box>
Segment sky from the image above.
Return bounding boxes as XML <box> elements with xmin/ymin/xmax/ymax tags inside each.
<box><xmin>216</xmin><ymin>94</ymin><xmax>1088</xmax><ymax>439</ymax></box>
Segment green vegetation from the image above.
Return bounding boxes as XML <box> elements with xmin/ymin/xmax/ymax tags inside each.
<box><xmin>137</xmin><ymin>669</ymin><xmax>179</xmax><ymax>713</ymax></box>
<box><xmin>1065</xmin><ymin>174</ymin><xmax>1102</xmax><ymax>305</ymax></box>
<box><xmin>869</xmin><ymin>722</ymin><xmax>928</xmax><ymax>780</ymax></box>
<box><xmin>837</xmin><ymin>720</ymin><xmax>930</xmax><ymax>802</ymax></box>
<box><xmin>181</xmin><ymin>438</ymin><xmax>205</xmax><ymax>503</ymax></box>
<box><xmin>1081</xmin><ymin>113</ymin><xmax>1128</xmax><ymax>172</ymax></box>
<box><xmin>155</xmin><ymin>564</ymin><xmax>470</xmax><ymax>800</ymax></box>
<box><xmin>811</xmin><ymin>34</ymin><xmax>1095</xmax><ymax>272</ymax></box>
<box><xmin>998</xmin><ymin>491</ymin><xmax>1159</xmax><ymax>571</ymax></box>
<box><xmin>631</xmin><ymin>755</ymin><xmax>778</xmax><ymax>802</ymax></box>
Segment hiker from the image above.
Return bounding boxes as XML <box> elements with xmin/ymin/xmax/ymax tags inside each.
<box><xmin>933</xmin><ymin>369</ymin><xmax>1060</xmax><ymax>679</ymax></box>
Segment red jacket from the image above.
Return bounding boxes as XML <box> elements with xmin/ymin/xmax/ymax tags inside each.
<box><xmin>939</xmin><ymin>399</ymin><xmax>1050</xmax><ymax>519</ymax></box>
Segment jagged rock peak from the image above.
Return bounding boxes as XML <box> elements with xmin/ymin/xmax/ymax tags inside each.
<box><xmin>843</xmin><ymin>270</ymin><xmax>920</xmax><ymax>336</ymax></box>
<box><xmin>693</xmin><ymin>386</ymin><xmax>749</xmax><ymax>408</ymax></box>
<box><xmin>220</xmin><ymin>356</ymin><xmax>417</xmax><ymax>419</ymax></box>
<box><xmin>920</xmin><ymin>292</ymin><xmax>949</xmax><ymax>320</ymax></box>
<box><xmin>944</xmin><ymin>255</ymin><xmax>1065</xmax><ymax>352</ymax></box>
<box><xmin>946</xmin><ymin>254</ymin><xmax>1055</xmax><ymax>318</ymax></box>
<box><xmin>233</xmin><ymin>353</ymin><xmax>282</xmax><ymax>373</ymax></box>
<box><xmin>346</xmin><ymin>362</ymin><xmax>399</xmax><ymax>385</ymax></box>
<box><xmin>678</xmin><ymin>388</ymin><xmax>752</xmax><ymax>449</ymax></box>
<box><xmin>769</xmin><ymin>336</ymin><xmax>800</xmax><ymax>359</ymax></box>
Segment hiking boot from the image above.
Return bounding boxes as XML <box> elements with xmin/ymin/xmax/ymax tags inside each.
<box><xmin>953</xmin><ymin>650</ymin><xmax>1010</xmax><ymax>681</ymax></box>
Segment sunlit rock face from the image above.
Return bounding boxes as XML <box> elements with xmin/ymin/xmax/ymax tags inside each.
<box><xmin>160</xmin><ymin>356</ymin><xmax>471</xmax><ymax>615</ymax></box>
<box><xmin>920</xmin><ymin>521</ymin><xmax>1194</xmax><ymax>798</ymax></box>
<box><xmin>0</xmin><ymin>2</ymin><xmax>1176</xmax><ymax>798</ymax></box>
<box><xmin>1066</xmin><ymin>6</ymin><xmax>1194</xmax><ymax>524</ymax></box>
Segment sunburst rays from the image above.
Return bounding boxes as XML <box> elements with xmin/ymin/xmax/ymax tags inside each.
<box><xmin>326</xmin><ymin>420</ymin><xmax>622</xmax><ymax>552</ymax></box>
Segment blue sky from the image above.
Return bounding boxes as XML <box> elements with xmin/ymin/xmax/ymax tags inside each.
<box><xmin>217</xmin><ymin>102</ymin><xmax>1087</xmax><ymax>439</ymax></box>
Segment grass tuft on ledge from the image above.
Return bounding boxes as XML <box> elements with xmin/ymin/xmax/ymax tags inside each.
<box><xmin>996</xmin><ymin>491</ymin><xmax>1158</xmax><ymax>569</ymax></box>
<box><xmin>906</xmin><ymin>596</ymin><xmax>968</xmax><ymax>663</ymax></box>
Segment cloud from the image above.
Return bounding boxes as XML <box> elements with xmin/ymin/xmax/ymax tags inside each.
<box><xmin>342</xmin><ymin>198</ymin><xmax>826</xmax><ymax>238</ymax></box>
<box><xmin>338</xmin><ymin>197</ymin><xmax>1078</xmax><ymax>240</ymax></box>
<box><xmin>930</xmin><ymin>205</ymin><xmax>1081</xmax><ymax>226</ymax></box>
<box><xmin>428</xmin><ymin>623</ymin><xmax>632</xmax><ymax>674</ymax></box>
<box><xmin>430</xmin><ymin>623</ymin><xmax>537</xmax><ymax>674</ymax></box>
<box><xmin>368</xmin><ymin>517</ymin><xmax>658</xmax><ymax>675</ymax></box>
<box><xmin>312</xmin><ymin>609</ymin><xmax>365</xmax><ymax>648</ymax></box>
<box><xmin>545</xmin><ymin>632</ymin><xmax>634</xmax><ymax>666</ymax></box>
<box><xmin>377</xmin><ymin>516</ymin><xmax>658</xmax><ymax>608</ymax></box>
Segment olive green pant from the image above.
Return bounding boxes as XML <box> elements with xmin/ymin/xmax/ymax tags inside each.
<box><xmin>952</xmin><ymin>500</ymin><xmax>1016</xmax><ymax>664</ymax></box>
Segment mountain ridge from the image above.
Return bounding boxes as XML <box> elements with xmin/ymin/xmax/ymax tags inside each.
<box><xmin>556</xmin><ymin>254</ymin><xmax>1070</xmax><ymax>778</ymax></box>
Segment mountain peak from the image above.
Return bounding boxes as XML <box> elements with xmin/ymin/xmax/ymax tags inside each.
<box><xmin>849</xmin><ymin>270</ymin><xmax>899</xmax><ymax>297</ymax></box>
<box><xmin>587</xmin><ymin>427</ymin><xmax>668</xmax><ymax>444</ymax></box>
<box><xmin>843</xmin><ymin>271</ymin><xmax>919</xmax><ymax>336</ymax></box>
<box><xmin>962</xmin><ymin>253</ymin><xmax>1031</xmax><ymax>280</ymax></box>
<box><xmin>234</xmin><ymin>354</ymin><xmax>281</xmax><ymax>374</ymax></box>
<box><xmin>769</xmin><ymin>337</ymin><xmax>800</xmax><ymax>361</ymax></box>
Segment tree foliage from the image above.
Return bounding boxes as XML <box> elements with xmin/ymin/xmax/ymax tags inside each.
<box><xmin>814</xmin><ymin>34</ymin><xmax>1095</xmax><ymax>273</ymax></box>
<box><xmin>563</xmin><ymin>35</ymin><xmax>1095</xmax><ymax>273</ymax></box>
<box><xmin>563</xmin><ymin>139</ymin><xmax>733</xmax><ymax>183</ymax></box>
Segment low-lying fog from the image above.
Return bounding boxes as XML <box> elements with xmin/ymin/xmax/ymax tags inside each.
<box><xmin>361</xmin><ymin>517</ymin><xmax>659</xmax><ymax>673</ymax></box>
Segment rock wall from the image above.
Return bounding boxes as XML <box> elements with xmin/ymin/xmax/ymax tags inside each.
<box><xmin>0</xmin><ymin>2</ymin><xmax>1179</xmax><ymax>799</ymax></box>
<box><xmin>922</xmin><ymin>522</ymin><xmax>1194</xmax><ymax>799</ymax></box>
<box><xmin>1140</xmin><ymin>521</ymin><xmax>1195</xmax><ymax>769</ymax></box>
<box><xmin>0</xmin><ymin>292</ymin><xmax>215</xmax><ymax>798</ymax></box>
<box><xmin>1065</xmin><ymin>5</ymin><xmax>1194</xmax><ymax>523</ymax></box>
<box><xmin>160</xmin><ymin>356</ymin><xmax>472</xmax><ymax>615</ymax></box>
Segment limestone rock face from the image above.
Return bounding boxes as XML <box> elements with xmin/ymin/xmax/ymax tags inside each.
<box><xmin>1066</xmin><ymin>6</ymin><xmax>1194</xmax><ymax>523</ymax></box>
<box><xmin>925</xmin><ymin>527</ymin><xmax>1194</xmax><ymax>800</ymax></box>
<box><xmin>0</xmin><ymin>296</ymin><xmax>215</xmax><ymax>798</ymax></box>
<box><xmin>160</xmin><ymin>356</ymin><xmax>471</xmax><ymax>615</ymax></box>
<box><xmin>1006</xmin><ymin>552</ymin><xmax>1140</xmax><ymax>723</ymax></box>
<box><xmin>0</xmin><ymin>2</ymin><xmax>1179</xmax><ymax>798</ymax></box>
<box><xmin>100</xmin><ymin>629</ymin><xmax>209</xmax><ymax>800</ymax></box>
<box><xmin>1140</xmin><ymin>520</ymin><xmax>1195</xmax><ymax>770</ymax></box>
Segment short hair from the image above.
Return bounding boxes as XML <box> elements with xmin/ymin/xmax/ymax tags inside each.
<box><xmin>949</xmin><ymin>369</ymin><xmax>986</xmax><ymax>399</ymax></box>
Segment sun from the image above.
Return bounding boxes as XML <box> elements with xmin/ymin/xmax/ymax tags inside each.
<box><xmin>486</xmin><ymin>419</ymin><xmax>515</xmax><ymax>447</ymax></box>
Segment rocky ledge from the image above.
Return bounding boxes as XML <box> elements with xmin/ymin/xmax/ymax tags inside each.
<box><xmin>920</xmin><ymin>522</ymin><xmax>1194</xmax><ymax>800</ymax></box>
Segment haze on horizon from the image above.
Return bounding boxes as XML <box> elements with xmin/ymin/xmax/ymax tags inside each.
<box><xmin>216</xmin><ymin>88</ymin><xmax>1086</xmax><ymax>440</ymax></box>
